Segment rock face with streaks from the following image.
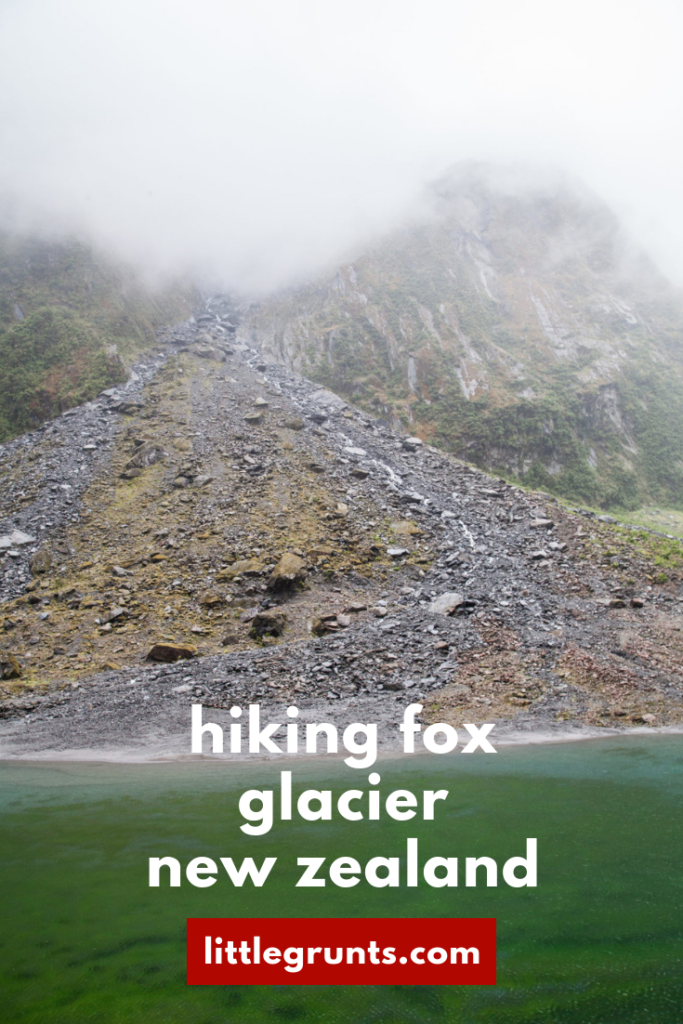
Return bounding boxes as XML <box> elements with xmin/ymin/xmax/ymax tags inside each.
<box><xmin>244</xmin><ymin>162</ymin><xmax>683</xmax><ymax>512</ymax></box>
<box><xmin>1</xmin><ymin>292</ymin><xmax>683</xmax><ymax>759</ymax></box>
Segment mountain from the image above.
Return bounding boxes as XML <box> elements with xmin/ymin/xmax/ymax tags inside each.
<box><xmin>0</xmin><ymin>232</ymin><xmax>195</xmax><ymax>441</ymax></box>
<box><xmin>245</xmin><ymin>162</ymin><xmax>683</xmax><ymax>512</ymax></box>
<box><xmin>2</xmin><ymin>305</ymin><xmax>683</xmax><ymax>757</ymax></box>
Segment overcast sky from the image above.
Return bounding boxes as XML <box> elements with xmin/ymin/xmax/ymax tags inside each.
<box><xmin>0</xmin><ymin>0</ymin><xmax>682</xmax><ymax>291</ymax></box>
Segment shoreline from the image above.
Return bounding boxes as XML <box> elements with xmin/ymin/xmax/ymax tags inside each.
<box><xmin>2</xmin><ymin>722</ymin><xmax>682</xmax><ymax>766</ymax></box>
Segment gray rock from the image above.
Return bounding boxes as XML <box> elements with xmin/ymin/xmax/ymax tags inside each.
<box><xmin>194</xmin><ymin>345</ymin><xmax>226</xmax><ymax>361</ymax></box>
<box><xmin>118</xmin><ymin>400</ymin><xmax>145</xmax><ymax>415</ymax></box>
<box><xmin>0</xmin><ymin>529</ymin><xmax>36</xmax><ymax>549</ymax></box>
<box><xmin>387</xmin><ymin>547</ymin><xmax>409</xmax><ymax>558</ymax></box>
<box><xmin>309</xmin><ymin>388</ymin><xmax>346</xmax><ymax>409</ymax></box>
<box><xmin>102</xmin><ymin>605</ymin><xmax>127</xmax><ymax>623</ymax></box>
<box><xmin>429</xmin><ymin>592</ymin><xmax>464</xmax><ymax>615</ymax></box>
<box><xmin>125</xmin><ymin>443</ymin><xmax>166</xmax><ymax>470</ymax></box>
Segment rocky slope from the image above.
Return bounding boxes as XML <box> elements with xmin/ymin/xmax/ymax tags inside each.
<box><xmin>245</xmin><ymin>163</ymin><xmax>683</xmax><ymax>511</ymax></box>
<box><xmin>2</xmin><ymin>301</ymin><xmax>683</xmax><ymax>758</ymax></box>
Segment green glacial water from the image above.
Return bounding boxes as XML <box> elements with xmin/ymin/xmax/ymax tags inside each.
<box><xmin>1</xmin><ymin>735</ymin><xmax>683</xmax><ymax>1023</ymax></box>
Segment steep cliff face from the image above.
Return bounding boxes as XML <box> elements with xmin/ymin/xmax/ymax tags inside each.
<box><xmin>246</xmin><ymin>163</ymin><xmax>683</xmax><ymax>510</ymax></box>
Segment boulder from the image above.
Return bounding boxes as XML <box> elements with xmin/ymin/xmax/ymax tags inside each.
<box><xmin>125</xmin><ymin>443</ymin><xmax>166</xmax><ymax>470</ymax></box>
<box><xmin>102</xmin><ymin>605</ymin><xmax>128</xmax><ymax>624</ymax></box>
<box><xmin>29</xmin><ymin>547</ymin><xmax>53</xmax><ymax>574</ymax></box>
<box><xmin>283</xmin><ymin>417</ymin><xmax>305</xmax><ymax>430</ymax></box>
<box><xmin>387</xmin><ymin>547</ymin><xmax>409</xmax><ymax>558</ymax></box>
<box><xmin>118</xmin><ymin>400</ymin><xmax>145</xmax><ymax>415</ymax></box>
<box><xmin>390</xmin><ymin>521</ymin><xmax>422</xmax><ymax>537</ymax></box>
<box><xmin>309</xmin><ymin>388</ymin><xmax>346</xmax><ymax>409</ymax></box>
<box><xmin>268</xmin><ymin>552</ymin><xmax>306</xmax><ymax>591</ymax></box>
<box><xmin>307</xmin><ymin>546</ymin><xmax>333</xmax><ymax>562</ymax></box>
<box><xmin>0</xmin><ymin>654</ymin><xmax>21</xmax><ymax>679</ymax></box>
<box><xmin>250</xmin><ymin>611</ymin><xmax>288</xmax><ymax>638</ymax></box>
<box><xmin>218</xmin><ymin>559</ymin><xmax>264</xmax><ymax>579</ymax></box>
<box><xmin>0</xmin><ymin>530</ymin><xmax>36</xmax><ymax>550</ymax></box>
<box><xmin>194</xmin><ymin>345</ymin><xmax>225</xmax><ymax>361</ymax></box>
<box><xmin>429</xmin><ymin>592</ymin><xmax>464</xmax><ymax>616</ymax></box>
<box><xmin>147</xmin><ymin>642</ymin><xmax>198</xmax><ymax>662</ymax></box>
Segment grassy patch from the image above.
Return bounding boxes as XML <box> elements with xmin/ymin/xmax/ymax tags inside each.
<box><xmin>616</xmin><ymin>505</ymin><xmax>683</xmax><ymax>539</ymax></box>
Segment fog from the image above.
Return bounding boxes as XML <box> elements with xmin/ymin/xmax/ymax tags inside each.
<box><xmin>1</xmin><ymin>0</ymin><xmax>682</xmax><ymax>292</ymax></box>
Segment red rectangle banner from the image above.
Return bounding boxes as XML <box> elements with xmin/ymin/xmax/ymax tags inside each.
<box><xmin>187</xmin><ymin>917</ymin><xmax>496</xmax><ymax>985</ymax></box>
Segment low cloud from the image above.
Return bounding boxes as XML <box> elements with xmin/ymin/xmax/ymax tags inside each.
<box><xmin>1</xmin><ymin>0</ymin><xmax>682</xmax><ymax>291</ymax></box>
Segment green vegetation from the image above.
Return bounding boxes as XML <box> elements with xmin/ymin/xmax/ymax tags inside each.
<box><xmin>0</xmin><ymin>232</ymin><xmax>195</xmax><ymax>440</ymax></box>
<box><xmin>0</xmin><ymin>307</ymin><xmax>126</xmax><ymax>437</ymax></box>
<box><xmin>566</xmin><ymin>511</ymin><xmax>683</xmax><ymax>579</ymax></box>
<box><xmin>618</xmin><ymin>505</ymin><xmax>683</xmax><ymax>539</ymax></box>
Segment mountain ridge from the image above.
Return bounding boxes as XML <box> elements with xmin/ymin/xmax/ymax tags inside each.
<box><xmin>243</xmin><ymin>162</ymin><xmax>683</xmax><ymax>512</ymax></box>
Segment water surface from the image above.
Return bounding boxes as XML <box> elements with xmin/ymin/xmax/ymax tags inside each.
<box><xmin>2</xmin><ymin>735</ymin><xmax>682</xmax><ymax>1023</ymax></box>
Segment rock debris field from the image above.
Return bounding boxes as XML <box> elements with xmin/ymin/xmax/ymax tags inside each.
<box><xmin>2</xmin><ymin>300</ymin><xmax>683</xmax><ymax>758</ymax></box>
